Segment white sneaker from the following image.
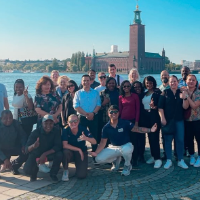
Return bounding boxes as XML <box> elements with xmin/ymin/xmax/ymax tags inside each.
<box><xmin>154</xmin><ymin>159</ymin><xmax>162</xmax><ymax>168</ymax></box>
<box><xmin>0</xmin><ymin>164</ymin><xmax>6</xmax><ymax>173</ymax></box>
<box><xmin>194</xmin><ymin>157</ymin><xmax>200</xmax><ymax>167</ymax></box>
<box><xmin>164</xmin><ymin>159</ymin><xmax>172</xmax><ymax>169</ymax></box>
<box><xmin>39</xmin><ymin>164</ymin><xmax>51</xmax><ymax>173</ymax></box>
<box><xmin>62</xmin><ymin>170</ymin><xmax>69</xmax><ymax>181</ymax></box>
<box><xmin>190</xmin><ymin>156</ymin><xmax>196</xmax><ymax>166</ymax></box>
<box><xmin>146</xmin><ymin>157</ymin><xmax>154</xmax><ymax>164</ymax></box>
<box><xmin>178</xmin><ymin>159</ymin><xmax>188</xmax><ymax>169</ymax></box>
<box><xmin>121</xmin><ymin>165</ymin><xmax>132</xmax><ymax>176</ymax></box>
<box><xmin>111</xmin><ymin>157</ymin><xmax>121</xmax><ymax>171</ymax></box>
<box><xmin>48</xmin><ymin>161</ymin><xmax>53</xmax><ymax>168</ymax></box>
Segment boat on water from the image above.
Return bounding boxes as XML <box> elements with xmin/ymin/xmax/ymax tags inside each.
<box><xmin>11</xmin><ymin>70</ymin><xmax>23</xmax><ymax>73</ymax></box>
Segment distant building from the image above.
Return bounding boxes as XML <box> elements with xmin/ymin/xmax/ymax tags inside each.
<box><xmin>85</xmin><ymin>4</ymin><xmax>165</xmax><ymax>74</ymax></box>
<box><xmin>181</xmin><ymin>60</ymin><xmax>200</xmax><ymax>70</ymax></box>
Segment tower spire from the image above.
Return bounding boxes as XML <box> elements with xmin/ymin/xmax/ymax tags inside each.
<box><xmin>133</xmin><ymin>0</ymin><xmax>142</xmax><ymax>24</ymax></box>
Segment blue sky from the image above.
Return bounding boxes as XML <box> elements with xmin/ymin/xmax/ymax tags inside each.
<box><xmin>0</xmin><ymin>0</ymin><xmax>199</xmax><ymax>63</ymax></box>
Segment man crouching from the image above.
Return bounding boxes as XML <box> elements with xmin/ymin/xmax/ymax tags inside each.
<box><xmin>90</xmin><ymin>105</ymin><xmax>157</xmax><ymax>176</ymax></box>
<box><xmin>24</xmin><ymin>115</ymin><xmax>62</xmax><ymax>182</ymax></box>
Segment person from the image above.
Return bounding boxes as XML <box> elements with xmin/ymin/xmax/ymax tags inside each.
<box><xmin>94</xmin><ymin>72</ymin><xmax>106</xmax><ymax>94</ymax></box>
<box><xmin>158</xmin><ymin>75</ymin><xmax>189</xmax><ymax>169</ymax></box>
<box><xmin>51</xmin><ymin>70</ymin><xmax>60</xmax><ymax>87</ymax></box>
<box><xmin>34</xmin><ymin>76</ymin><xmax>62</xmax><ymax>128</ymax></box>
<box><xmin>159</xmin><ymin>70</ymin><xmax>170</xmax><ymax>92</ymax></box>
<box><xmin>99</xmin><ymin>77</ymin><xmax>120</xmax><ymax>145</ymax></box>
<box><xmin>90</xmin><ymin>105</ymin><xmax>157</xmax><ymax>176</ymax></box>
<box><xmin>62</xmin><ymin>114</ymin><xmax>97</xmax><ymax>181</ymax></box>
<box><xmin>178</xmin><ymin>66</ymin><xmax>190</xmax><ymax>89</ymax></box>
<box><xmin>184</xmin><ymin>75</ymin><xmax>200</xmax><ymax>167</ymax></box>
<box><xmin>24</xmin><ymin>115</ymin><xmax>63</xmax><ymax>182</ymax></box>
<box><xmin>108</xmin><ymin>64</ymin><xmax>124</xmax><ymax>87</ymax></box>
<box><xmin>56</xmin><ymin>75</ymin><xmax>70</xmax><ymax>99</ymax></box>
<box><xmin>119</xmin><ymin>80</ymin><xmax>140</xmax><ymax>166</ymax></box>
<box><xmin>132</xmin><ymin>81</ymin><xmax>146</xmax><ymax>163</ymax></box>
<box><xmin>61</xmin><ymin>80</ymin><xmax>78</xmax><ymax>127</ymax></box>
<box><xmin>12</xmin><ymin>79</ymin><xmax>34</xmax><ymax>135</ymax></box>
<box><xmin>128</xmin><ymin>68</ymin><xmax>140</xmax><ymax>84</ymax></box>
<box><xmin>73</xmin><ymin>75</ymin><xmax>101</xmax><ymax>156</ymax></box>
<box><xmin>0</xmin><ymin>110</ymin><xmax>27</xmax><ymax>175</ymax></box>
<box><xmin>79</xmin><ymin>69</ymin><xmax>100</xmax><ymax>89</ymax></box>
<box><xmin>140</xmin><ymin>76</ymin><xmax>162</xmax><ymax>168</ymax></box>
<box><xmin>0</xmin><ymin>83</ymin><xmax>9</xmax><ymax>118</ymax></box>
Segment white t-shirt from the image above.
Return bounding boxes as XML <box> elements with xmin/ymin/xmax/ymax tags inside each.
<box><xmin>12</xmin><ymin>94</ymin><xmax>32</xmax><ymax>120</ymax></box>
<box><xmin>109</xmin><ymin>74</ymin><xmax>124</xmax><ymax>86</ymax></box>
<box><xmin>95</xmin><ymin>85</ymin><xmax>106</xmax><ymax>94</ymax></box>
<box><xmin>142</xmin><ymin>94</ymin><xmax>152</xmax><ymax>110</ymax></box>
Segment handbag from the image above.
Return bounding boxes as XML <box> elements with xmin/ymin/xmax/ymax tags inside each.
<box><xmin>18</xmin><ymin>107</ymin><xmax>38</xmax><ymax>125</ymax></box>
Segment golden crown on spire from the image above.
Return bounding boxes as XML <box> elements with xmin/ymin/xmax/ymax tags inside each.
<box><xmin>136</xmin><ymin>5</ymin><xmax>139</xmax><ymax>10</ymax></box>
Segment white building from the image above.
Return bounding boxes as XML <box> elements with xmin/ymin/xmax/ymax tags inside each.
<box><xmin>110</xmin><ymin>45</ymin><xmax>118</xmax><ymax>53</ymax></box>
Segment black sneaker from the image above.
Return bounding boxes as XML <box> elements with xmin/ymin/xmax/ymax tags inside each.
<box><xmin>50</xmin><ymin>174</ymin><xmax>58</xmax><ymax>182</ymax></box>
<box><xmin>11</xmin><ymin>168</ymin><xmax>20</xmax><ymax>175</ymax></box>
<box><xmin>93</xmin><ymin>158</ymin><xmax>100</xmax><ymax>165</ymax></box>
<box><xmin>138</xmin><ymin>156</ymin><xmax>146</xmax><ymax>163</ymax></box>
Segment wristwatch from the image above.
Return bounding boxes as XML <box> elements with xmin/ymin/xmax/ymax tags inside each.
<box><xmin>184</xmin><ymin>94</ymin><xmax>189</xmax><ymax>100</ymax></box>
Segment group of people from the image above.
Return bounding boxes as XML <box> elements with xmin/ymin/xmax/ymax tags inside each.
<box><xmin>0</xmin><ymin>65</ymin><xmax>199</xmax><ymax>182</ymax></box>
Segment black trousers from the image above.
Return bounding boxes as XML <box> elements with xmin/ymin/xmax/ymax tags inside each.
<box><xmin>21</xmin><ymin>123</ymin><xmax>33</xmax><ymax>137</ymax></box>
<box><xmin>80</xmin><ymin>115</ymin><xmax>98</xmax><ymax>152</ymax></box>
<box><xmin>185</xmin><ymin>120</ymin><xmax>200</xmax><ymax>156</ymax></box>
<box><xmin>63</xmin><ymin>149</ymin><xmax>88</xmax><ymax>179</ymax></box>
<box><xmin>24</xmin><ymin>151</ymin><xmax>62</xmax><ymax>177</ymax></box>
<box><xmin>0</xmin><ymin>147</ymin><xmax>28</xmax><ymax>170</ymax></box>
<box><xmin>140</xmin><ymin>110</ymin><xmax>161</xmax><ymax>160</ymax></box>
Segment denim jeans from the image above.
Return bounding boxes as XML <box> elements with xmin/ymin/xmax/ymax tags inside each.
<box><xmin>95</xmin><ymin>142</ymin><xmax>133</xmax><ymax>166</ymax></box>
<box><xmin>164</xmin><ymin>120</ymin><xmax>184</xmax><ymax>161</ymax></box>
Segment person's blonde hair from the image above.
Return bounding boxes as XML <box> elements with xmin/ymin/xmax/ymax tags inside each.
<box><xmin>128</xmin><ymin>68</ymin><xmax>140</xmax><ymax>83</ymax></box>
<box><xmin>51</xmin><ymin>70</ymin><xmax>59</xmax><ymax>76</ymax></box>
<box><xmin>57</xmin><ymin>75</ymin><xmax>70</xmax><ymax>85</ymax></box>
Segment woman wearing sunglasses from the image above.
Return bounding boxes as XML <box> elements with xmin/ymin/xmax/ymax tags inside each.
<box><xmin>62</xmin><ymin>114</ymin><xmax>97</xmax><ymax>181</ymax></box>
<box><xmin>119</xmin><ymin>80</ymin><xmax>140</xmax><ymax>166</ymax></box>
<box><xmin>61</xmin><ymin>80</ymin><xmax>79</xmax><ymax>127</ymax></box>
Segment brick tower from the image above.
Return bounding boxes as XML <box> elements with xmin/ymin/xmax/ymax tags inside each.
<box><xmin>129</xmin><ymin>4</ymin><xmax>145</xmax><ymax>71</ymax></box>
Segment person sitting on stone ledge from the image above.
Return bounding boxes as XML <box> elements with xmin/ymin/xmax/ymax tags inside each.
<box><xmin>0</xmin><ymin>110</ymin><xmax>28</xmax><ymax>175</ymax></box>
<box><xmin>62</xmin><ymin>114</ymin><xmax>97</xmax><ymax>181</ymax></box>
<box><xmin>24</xmin><ymin>114</ymin><xmax>62</xmax><ymax>182</ymax></box>
<box><xmin>90</xmin><ymin>105</ymin><xmax>157</xmax><ymax>176</ymax></box>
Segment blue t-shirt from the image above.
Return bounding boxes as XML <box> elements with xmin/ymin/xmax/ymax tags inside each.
<box><xmin>62</xmin><ymin>124</ymin><xmax>93</xmax><ymax>151</ymax></box>
<box><xmin>102</xmin><ymin>119</ymin><xmax>134</xmax><ymax>146</ymax></box>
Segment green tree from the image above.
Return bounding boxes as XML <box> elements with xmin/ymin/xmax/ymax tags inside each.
<box><xmin>82</xmin><ymin>64</ymin><xmax>88</xmax><ymax>72</ymax></box>
<box><xmin>52</xmin><ymin>58</ymin><xmax>59</xmax><ymax>69</ymax></box>
<box><xmin>71</xmin><ymin>64</ymin><xmax>78</xmax><ymax>72</ymax></box>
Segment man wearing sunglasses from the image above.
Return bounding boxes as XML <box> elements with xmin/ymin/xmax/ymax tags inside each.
<box><xmin>95</xmin><ymin>72</ymin><xmax>106</xmax><ymax>94</ymax></box>
<box><xmin>90</xmin><ymin>105</ymin><xmax>157</xmax><ymax>176</ymax></box>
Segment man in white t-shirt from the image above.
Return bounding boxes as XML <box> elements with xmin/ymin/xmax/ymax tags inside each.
<box><xmin>0</xmin><ymin>83</ymin><xmax>9</xmax><ymax>117</ymax></box>
<box><xmin>108</xmin><ymin>64</ymin><xmax>124</xmax><ymax>87</ymax></box>
<box><xmin>95</xmin><ymin>72</ymin><xmax>106</xmax><ymax>94</ymax></box>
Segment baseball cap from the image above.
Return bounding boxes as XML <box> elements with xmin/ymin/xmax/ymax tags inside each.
<box><xmin>42</xmin><ymin>115</ymin><xmax>54</xmax><ymax>122</ymax></box>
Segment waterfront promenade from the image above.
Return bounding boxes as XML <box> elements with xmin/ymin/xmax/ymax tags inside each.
<box><xmin>0</xmin><ymin>141</ymin><xmax>199</xmax><ymax>200</ymax></box>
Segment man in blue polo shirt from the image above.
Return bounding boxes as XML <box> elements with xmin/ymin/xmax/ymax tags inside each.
<box><xmin>90</xmin><ymin>105</ymin><xmax>157</xmax><ymax>176</ymax></box>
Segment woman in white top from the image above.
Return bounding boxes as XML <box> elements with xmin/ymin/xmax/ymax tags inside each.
<box><xmin>12</xmin><ymin>79</ymin><xmax>34</xmax><ymax>135</ymax></box>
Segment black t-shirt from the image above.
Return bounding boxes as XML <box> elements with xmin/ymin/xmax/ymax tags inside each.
<box><xmin>102</xmin><ymin>119</ymin><xmax>134</xmax><ymax>146</ymax></box>
<box><xmin>158</xmin><ymin>88</ymin><xmax>184</xmax><ymax>122</ymax></box>
<box><xmin>62</xmin><ymin>124</ymin><xmax>93</xmax><ymax>151</ymax></box>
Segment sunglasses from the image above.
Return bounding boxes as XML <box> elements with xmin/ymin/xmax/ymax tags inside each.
<box><xmin>67</xmin><ymin>85</ymin><xmax>75</xmax><ymax>88</ymax></box>
<box><xmin>68</xmin><ymin>119</ymin><xmax>78</xmax><ymax>123</ymax></box>
<box><xmin>123</xmin><ymin>85</ymin><xmax>131</xmax><ymax>88</ymax></box>
<box><xmin>109</xmin><ymin>110</ymin><xmax>119</xmax><ymax>114</ymax></box>
<box><xmin>99</xmin><ymin>76</ymin><xmax>106</xmax><ymax>79</ymax></box>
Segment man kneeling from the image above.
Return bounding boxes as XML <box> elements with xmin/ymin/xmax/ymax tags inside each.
<box><xmin>24</xmin><ymin>115</ymin><xmax>62</xmax><ymax>182</ymax></box>
<box><xmin>0</xmin><ymin>110</ymin><xmax>27</xmax><ymax>175</ymax></box>
<box><xmin>62</xmin><ymin>114</ymin><xmax>97</xmax><ymax>181</ymax></box>
<box><xmin>90</xmin><ymin>105</ymin><xmax>157</xmax><ymax>176</ymax></box>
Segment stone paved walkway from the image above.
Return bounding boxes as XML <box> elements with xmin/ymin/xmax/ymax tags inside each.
<box><xmin>0</xmin><ymin>143</ymin><xmax>200</xmax><ymax>200</ymax></box>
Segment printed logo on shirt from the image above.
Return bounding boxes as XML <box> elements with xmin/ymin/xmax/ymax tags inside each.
<box><xmin>130</xmin><ymin>122</ymin><xmax>132</xmax><ymax>126</ymax></box>
<box><xmin>118</xmin><ymin>128</ymin><xmax>123</xmax><ymax>132</ymax></box>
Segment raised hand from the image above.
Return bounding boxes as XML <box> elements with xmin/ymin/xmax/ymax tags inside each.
<box><xmin>79</xmin><ymin>131</ymin><xmax>87</xmax><ymax>141</ymax></box>
<box><xmin>149</xmin><ymin>98</ymin><xmax>155</xmax><ymax>109</ymax></box>
<box><xmin>23</xmin><ymin>86</ymin><xmax>29</xmax><ymax>97</ymax></box>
